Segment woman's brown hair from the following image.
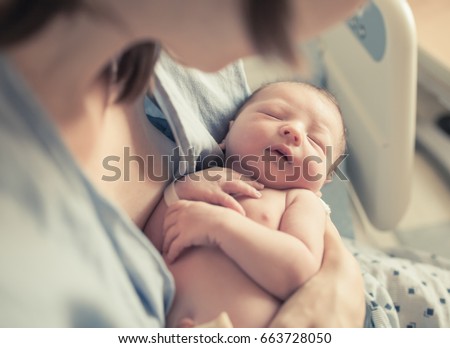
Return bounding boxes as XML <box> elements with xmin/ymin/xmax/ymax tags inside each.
<box><xmin>244</xmin><ymin>0</ymin><xmax>296</xmax><ymax>65</ymax></box>
<box><xmin>0</xmin><ymin>0</ymin><xmax>159</xmax><ymax>103</ymax></box>
<box><xmin>0</xmin><ymin>0</ymin><xmax>294</xmax><ymax>102</ymax></box>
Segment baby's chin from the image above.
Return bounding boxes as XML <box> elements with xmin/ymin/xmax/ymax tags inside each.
<box><xmin>256</xmin><ymin>175</ymin><xmax>323</xmax><ymax>193</ymax></box>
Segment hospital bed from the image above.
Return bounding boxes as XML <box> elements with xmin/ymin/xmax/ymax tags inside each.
<box><xmin>408</xmin><ymin>0</ymin><xmax>450</xmax><ymax>187</ymax></box>
<box><xmin>245</xmin><ymin>0</ymin><xmax>417</xmax><ymax>239</ymax></box>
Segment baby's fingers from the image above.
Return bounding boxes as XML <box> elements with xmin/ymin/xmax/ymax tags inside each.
<box><xmin>221</xmin><ymin>180</ymin><xmax>263</xmax><ymax>199</ymax></box>
<box><xmin>162</xmin><ymin>224</ymin><xmax>179</xmax><ymax>255</ymax></box>
<box><xmin>163</xmin><ymin>206</ymin><xmax>179</xmax><ymax>229</ymax></box>
<box><xmin>207</xmin><ymin>191</ymin><xmax>245</xmax><ymax>215</ymax></box>
<box><xmin>226</xmin><ymin>170</ymin><xmax>264</xmax><ymax>190</ymax></box>
<box><xmin>238</xmin><ymin>176</ymin><xmax>264</xmax><ymax>191</ymax></box>
<box><xmin>165</xmin><ymin>235</ymin><xmax>185</xmax><ymax>264</ymax></box>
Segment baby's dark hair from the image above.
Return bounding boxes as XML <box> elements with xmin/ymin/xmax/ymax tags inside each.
<box><xmin>234</xmin><ymin>81</ymin><xmax>347</xmax><ymax>156</ymax></box>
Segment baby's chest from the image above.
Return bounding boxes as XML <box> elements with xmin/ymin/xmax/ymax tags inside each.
<box><xmin>236</xmin><ymin>189</ymin><xmax>287</xmax><ymax>229</ymax></box>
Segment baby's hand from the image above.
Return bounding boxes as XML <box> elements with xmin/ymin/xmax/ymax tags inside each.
<box><xmin>173</xmin><ymin>167</ymin><xmax>263</xmax><ymax>216</ymax></box>
<box><xmin>163</xmin><ymin>200</ymin><xmax>226</xmax><ymax>263</ymax></box>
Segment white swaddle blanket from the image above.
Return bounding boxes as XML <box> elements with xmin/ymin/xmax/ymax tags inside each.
<box><xmin>152</xmin><ymin>51</ymin><xmax>450</xmax><ymax>328</ymax></box>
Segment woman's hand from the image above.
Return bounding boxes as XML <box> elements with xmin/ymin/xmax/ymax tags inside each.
<box><xmin>269</xmin><ymin>218</ymin><xmax>365</xmax><ymax>328</ymax></box>
<box><xmin>173</xmin><ymin>167</ymin><xmax>263</xmax><ymax>216</ymax></box>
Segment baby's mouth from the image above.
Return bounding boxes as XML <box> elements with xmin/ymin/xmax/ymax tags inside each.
<box><xmin>265</xmin><ymin>145</ymin><xmax>294</xmax><ymax>164</ymax></box>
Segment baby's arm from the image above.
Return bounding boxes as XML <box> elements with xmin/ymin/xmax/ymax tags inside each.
<box><xmin>213</xmin><ymin>189</ymin><xmax>325</xmax><ymax>300</ymax></box>
<box><xmin>163</xmin><ymin>189</ymin><xmax>326</xmax><ymax>300</ymax></box>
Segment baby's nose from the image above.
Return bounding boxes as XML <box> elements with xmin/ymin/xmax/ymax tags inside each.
<box><xmin>281</xmin><ymin>124</ymin><xmax>304</xmax><ymax>146</ymax></box>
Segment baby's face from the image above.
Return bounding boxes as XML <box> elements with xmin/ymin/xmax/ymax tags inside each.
<box><xmin>225</xmin><ymin>83</ymin><xmax>343</xmax><ymax>192</ymax></box>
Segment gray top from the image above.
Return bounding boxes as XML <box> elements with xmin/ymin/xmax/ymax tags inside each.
<box><xmin>0</xmin><ymin>54</ymin><xmax>174</xmax><ymax>327</ymax></box>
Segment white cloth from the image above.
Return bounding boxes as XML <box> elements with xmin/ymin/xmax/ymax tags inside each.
<box><xmin>319</xmin><ymin>198</ymin><xmax>331</xmax><ymax>215</ymax></box>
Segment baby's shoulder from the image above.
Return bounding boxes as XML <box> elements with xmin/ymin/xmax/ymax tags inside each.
<box><xmin>285</xmin><ymin>188</ymin><xmax>321</xmax><ymax>207</ymax></box>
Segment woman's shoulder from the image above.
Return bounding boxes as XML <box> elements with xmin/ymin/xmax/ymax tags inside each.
<box><xmin>0</xmin><ymin>55</ymin><xmax>174</xmax><ymax>325</ymax></box>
